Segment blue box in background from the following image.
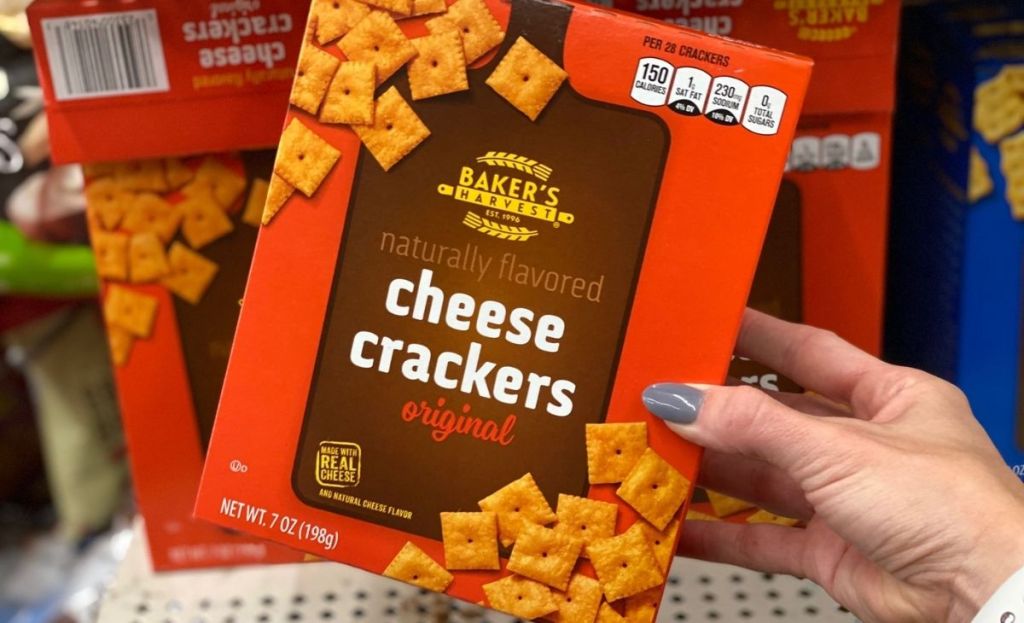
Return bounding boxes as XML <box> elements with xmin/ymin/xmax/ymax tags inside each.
<box><xmin>887</xmin><ymin>1</ymin><xmax>1024</xmax><ymax>478</ymax></box>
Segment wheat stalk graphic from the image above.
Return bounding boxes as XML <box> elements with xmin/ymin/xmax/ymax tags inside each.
<box><xmin>475</xmin><ymin>151</ymin><xmax>553</xmax><ymax>181</ymax></box>
<box><xmin>462</xmin><ymin>212</ymin><xmax>539</xmax><ymax>242</ymax></box>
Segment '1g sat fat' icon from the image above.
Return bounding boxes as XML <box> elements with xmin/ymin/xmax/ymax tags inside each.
<box><xmin>316</xmin><ymin>441</ymin><xmax>361</xmax><ymax>488</ymax></box>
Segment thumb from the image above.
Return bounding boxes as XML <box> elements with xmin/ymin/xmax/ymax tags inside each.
<box><xmin>642</xmin><ymin>382</ymin><xmax>835</xmax><ymax>472</ymax></box>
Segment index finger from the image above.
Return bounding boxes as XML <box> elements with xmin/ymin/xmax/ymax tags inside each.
<box><xmin>736</xmin><ymin>309</ymin><xmax>889</xmax><ymax>409</ymax></box>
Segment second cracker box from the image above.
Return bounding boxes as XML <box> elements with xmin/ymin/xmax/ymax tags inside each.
<box><xmin>28</xmin><ymin>0</ymin><xmax>312</xmax><ymax>570</ymax></box>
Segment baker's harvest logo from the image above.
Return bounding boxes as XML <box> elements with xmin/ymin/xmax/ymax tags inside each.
<box><xmin>773</xmin><ymin>0</ymin><xmax>885</xmax><ymax>42</ymax></box>
<box><xmin>437</xmin><ymin>151</ymin><xmax>574</xmax><ymax>242</ymax></box>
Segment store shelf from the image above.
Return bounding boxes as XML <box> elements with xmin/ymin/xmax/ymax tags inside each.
<box><xmin>98</xmin><ymin>522</ymin><xmax>857</xmax><ymax>623</ymax></box>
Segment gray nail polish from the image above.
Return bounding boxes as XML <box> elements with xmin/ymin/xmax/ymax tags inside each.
<box><xmin>641</xmin><ymin>383</ymin><xmax>704</xmax><ymax>424</ymax></box>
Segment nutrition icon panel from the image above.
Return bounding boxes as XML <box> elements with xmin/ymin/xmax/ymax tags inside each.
<box><xmin>630</xmin><ymin>57</ymin><xmax>788</xmax><ymax>136</ymax></box>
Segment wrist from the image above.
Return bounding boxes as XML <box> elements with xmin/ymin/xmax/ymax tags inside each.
<box><xmin>952</xmin><ymin>514</ymin><xmax>1024</xmax><ymax>619</ymax></box>
<box><xmin>972</xmin><ymin>565</ymin><xmax>1024</xmax><ymax>623</ymax></box>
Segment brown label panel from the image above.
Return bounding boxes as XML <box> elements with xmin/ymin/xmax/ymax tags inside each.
<box><xmin>173</xmin><ymin>151</ymin><xmax>270</xmax><ymax>451</ymax></box>
<box><xmin>291</xmin><ymin>1</ymin><xmax>670</xmax><ymax>540</ymax></box>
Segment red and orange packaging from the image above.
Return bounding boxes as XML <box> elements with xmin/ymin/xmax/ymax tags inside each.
<box><xmin>28</xmin><ymin>0</ymin><xmax>311</xmax><ymax>570</ymax></box>
<box><xmin>194</xmin><ymin>0</ymin><xmax>811</xmax><ymax>616</ymax></box>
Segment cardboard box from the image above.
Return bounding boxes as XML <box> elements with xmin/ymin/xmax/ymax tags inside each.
<box><xmin>28</xmin><ymin>0</ymin><xmax>311</xmax><ymax>570</ymax></box>
<box><xmin>887</xmin><ymin>1</ymin><xmax>1024</xmax><ymax>480</ymax></box>
<box><xmin>194</xmin><ymin>0</ymin><xmax>811</xmax><ymax>616</ymax></box>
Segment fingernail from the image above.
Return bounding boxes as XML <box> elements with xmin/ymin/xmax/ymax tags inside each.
<box><xmin>642</xmin><ymin>383</ymin><xmax>706</xmax><ymax>424</ymax></box>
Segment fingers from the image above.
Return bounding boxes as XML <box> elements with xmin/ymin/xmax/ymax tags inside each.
<box><xmin>736</xmin><ymin>309</ymin><xmax>889</xmax><ymax>411</ymax></box>
<box><xmin>678</xmin><ymin>520</ymin><xmax>810</xmax><ymax>579</ymax></box>
<box><xmin>764</xmin><ymin>390</ymin><xmax>851</xmax><ymax>419</ymax></box>
<box><xmin>656</xmin><ymin>383</ymin><xmax>836</xmax><ymax>473</ymax></box>
<box><xmin>698</xmin><ymin>449</ymin><xmax>814</xmax><ymax>521</ymax></box>
<box><xmin>725</xmin><ymin>374</ymin><xmax>851</xmax><ymax>418</ymax></box>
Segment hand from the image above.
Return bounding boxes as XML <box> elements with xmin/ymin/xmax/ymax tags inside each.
<box><xmin>641</xmin><ymin>309</ymin><xmax>1024</xmax><ymax>623</ymax></box>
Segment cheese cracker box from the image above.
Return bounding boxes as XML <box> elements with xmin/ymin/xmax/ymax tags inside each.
<box><xmin>28</xmin><ymin>0</ymin><xmax>311</xmax><ymax>570</ymax></box>
<box><xmin>888</xmin><ymin>1</ymin><xmax>1024</xmax><ymax>481</ymax></box>
<box><xmin>194</xmin><ymin>0</ymin><xmax>811</xmax><ymax>616</ymax></box>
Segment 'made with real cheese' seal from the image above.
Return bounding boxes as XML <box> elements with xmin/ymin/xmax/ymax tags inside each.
<box><xmin>195</xmin><ymin>0</ymin><xmax>811</xmax><ymax>618</ymax></box>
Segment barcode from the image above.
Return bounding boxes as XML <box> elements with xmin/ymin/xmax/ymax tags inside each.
<box><xmin>41</xmin><ymin>9</ymin><xmax>169</xmax><ymax>101</ymax></box>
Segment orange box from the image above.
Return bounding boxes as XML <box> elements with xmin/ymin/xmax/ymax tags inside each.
<box><xmin>195</xmin><ymin>0</ymin><xmax>811</xmax><ymax>616</ymax></box>
<box><xmin>28</xmin><ymin>0</ymin><xmax>311</xmax><ymax>570</ymax></box>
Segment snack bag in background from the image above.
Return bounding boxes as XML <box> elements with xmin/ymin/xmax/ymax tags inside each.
<box><xmin>0</xmin><ymin>341</ymin><xmax>49</xmax><ymax>524</ymax></box>
<box><xmin>0</xmin><ymin>13</ymin><xmax>97</xmax><ymax>296</ymax></box>
<box><xmin>194</xmin><ymin>0</ymin><xmax>811</xmax><ymax>617</ymax></box>
<box><xmin>3</xmin><ymin>305</ymin><xmax>127</xmax><ymax>540</ymax></box>
<box><xmin>887</xmin><ymin>1</ymin><xmax>1024</xmax><ymax>481</ymax></box>
<box><xmin>28</xmin><ymin>1</ymin><xmax>311</xmax><ymax>570</ymax></box>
